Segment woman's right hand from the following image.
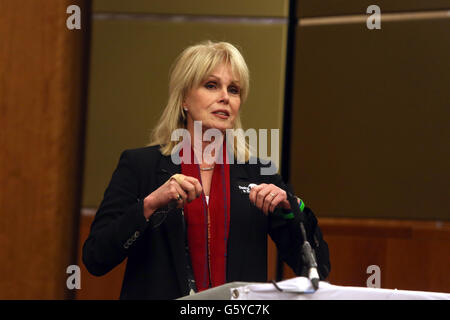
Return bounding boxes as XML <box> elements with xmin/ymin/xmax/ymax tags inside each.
<box><xmin>143</xmin><ymin>174</ymin><xmax>202</xmax><ymax>219</ymax></box>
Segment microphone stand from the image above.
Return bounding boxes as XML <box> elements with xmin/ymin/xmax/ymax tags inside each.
<box><xmin>286</xmin><ymin>192</ymin><xmax>320</xmax><ymax>291</ymax></box>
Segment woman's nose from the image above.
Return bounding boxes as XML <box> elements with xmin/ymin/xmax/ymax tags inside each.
<box><xmin>219</xmin><ymin>87</ymin><xmax>230</xmax><ymax>104</ymax></box>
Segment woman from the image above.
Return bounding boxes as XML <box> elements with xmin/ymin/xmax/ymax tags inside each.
<box><xmin>82</xmin><ymin>40</ymin><xmax>330</xmax><ymax>299</ymax></box>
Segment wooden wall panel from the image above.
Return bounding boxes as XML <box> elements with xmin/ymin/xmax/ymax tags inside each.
<box><xmin>283</xmin><ymin>218</ymin><xmax>450</xmax><ymax>293</ymax></box>
<box><xmin>0</xmin><ymin>0</ymin><xmax>89</xmax><ymax>299</ymax></box>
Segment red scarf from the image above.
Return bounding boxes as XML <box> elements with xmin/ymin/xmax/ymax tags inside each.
<box><xmin>180</xmin><ymin>141</ymin><xmax>230</xmax><ymax>292</ymax></box>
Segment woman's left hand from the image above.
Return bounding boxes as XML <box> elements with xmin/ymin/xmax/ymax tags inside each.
<box><xmin>249</xmin><ymin>183</ymin><xmax>291</xmax><ymax>215</ymax></box>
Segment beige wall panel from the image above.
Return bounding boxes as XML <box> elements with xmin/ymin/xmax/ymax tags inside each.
<box><xmin>83</xmin><ymin>19</ymin><xmax>287</xmax><ymax>207</ymax></box>
<box><xmin>94</xmin><ymin>0</ymin><xmax>288</xmax><ymax>17</ymax></box>
<box><xmin>290</xmin><ymin>17</ymin><xmax>450</xmax><ymax>220</ymax></box>
<box><xmin>298</xmin><ymin>0</ymin><xmax>450</xmax><ymax>18</ymax></box>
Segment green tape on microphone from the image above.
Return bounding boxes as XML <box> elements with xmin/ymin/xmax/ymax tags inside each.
<box><xmin>281</xmin><ymin>197</ymin><xmax>305</xmax><ymax>220</ymax></box>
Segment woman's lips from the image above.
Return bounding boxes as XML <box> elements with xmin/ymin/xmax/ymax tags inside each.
<box><xmin>212</xmin><ymin>111</ymin><xmax>230</xmax><ymax>119</ymax></box>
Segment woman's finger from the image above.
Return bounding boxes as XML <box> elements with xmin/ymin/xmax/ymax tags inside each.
<box><xmin>262</xmin><ymin>187</ymin><xmax>280</xmax><ymax>214</ymax></box>
<box><xmin>170</xmin><ymin>180</ymin><xmax>188</xmax><ymax>207</ymax></box>
<box><xmin>278</xmin><ymin>199</ymin><xmax>291</xmax><ymax>210</ymax></box>
<box><xmin>179</xmin><ymin>179</ymin><xmax>198</xmax><ymax>203</ymax></box>
<box><xmin>269</xmin><ymin>189</ymin><xmax>289</xmax><ymax>212</ymax></box>
<box><xmin>255</xmin><ymin>185</ymin><xmax>271</xmax><ymax>212</ymax></box>
<box><xmin>268</xmin><ymin>192</ymin><xmax>284</xmax><ymax>213</ymax></box>
<box><xmin>182</xmin><ymin>176</ymin><xmax>203</xmax><ymax>199</ymax></box>
<box><xmin>249</xmin><ymin>184</ymin><xmax>262</xmax><ymax>205</ymax></box>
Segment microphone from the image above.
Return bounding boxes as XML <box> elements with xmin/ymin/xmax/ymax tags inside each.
<box><xmin>285</xmin><ymin>191</ymin><xmax>320</xmax><ymax>291</ymax></box>
<box><xmin>247</xmin><ymin>183</ymin><xmax>320</xmax><ymax>291</ymax></box>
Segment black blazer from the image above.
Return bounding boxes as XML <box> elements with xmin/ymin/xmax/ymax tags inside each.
<box><xmin>82</xmin><ymin>145</ymin><xmax>330</xmax><ymax>299</ymax></box>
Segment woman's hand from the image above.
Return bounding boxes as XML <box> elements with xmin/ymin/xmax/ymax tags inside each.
<box><xmin>249</xmin><ymin>183</ymin><xmax>291</xmax><ymax>216</ymax></box>
<box><xmin>143</xmin><ymin>174</ymin><xmax>202</xmax><ymax>219</ymax></box>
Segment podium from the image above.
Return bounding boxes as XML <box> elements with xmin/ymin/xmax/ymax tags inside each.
<box><xmin>179</xmin><ymin>277</ymin><xmax>450</xmax><ymax>300</ymax></box>
<box><xmin>178</xmin><ymin>282</ymin><xmax>253</xmax><ymax>300</ymax></box>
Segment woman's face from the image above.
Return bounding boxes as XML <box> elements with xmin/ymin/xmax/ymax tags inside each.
<box><xmin>184</xmin><ymin>63</ymin><xmax>241</xmax><ymax>134</ymax></box>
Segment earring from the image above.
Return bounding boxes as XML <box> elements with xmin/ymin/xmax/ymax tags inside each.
<box><xmin>183</xmin><ymin>107</ymin><xmax>188</xmax><ymax>112</ymax></box>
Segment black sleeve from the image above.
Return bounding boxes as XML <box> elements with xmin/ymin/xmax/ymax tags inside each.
<box><xmin>266</xmin><ymin>173</ymin><xmax>331</xmax><ymax>280</ymax></box>
<box><xmin>82</xmin><ymin>150</ymin><xmax>150</xmax><ymax>276</ymax></box>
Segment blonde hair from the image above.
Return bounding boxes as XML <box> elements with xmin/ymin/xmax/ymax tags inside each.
<box><xmin>149</xmin><ymin>40</ymin><xmax>251</xmax><ymax>160</ymax></box>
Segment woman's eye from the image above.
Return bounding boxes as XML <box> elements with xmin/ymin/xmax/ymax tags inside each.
<box><xmin>229</xmin><ymin>86</ymin><xmax>240</xmax><ymax>94</ymax></box>
<box><xmin>205</xmin><ymin>82</ymin><xmax>217</xmax><ymax>89</ymax></box>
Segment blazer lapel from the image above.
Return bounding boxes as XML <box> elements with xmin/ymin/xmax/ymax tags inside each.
<box><xmin>227</xmin><ymin>163</ymin><xmax>255</xmax><ymax>281</ymax></box>
<box><xmin>156</xmin><ymin>155</ymin><xmax>189</xmax><ymax>296</ymax></box>
<box><xmin>156</xmin><ymin>153</ymin><xmax>180</xmax><ymax>187</ymax></box>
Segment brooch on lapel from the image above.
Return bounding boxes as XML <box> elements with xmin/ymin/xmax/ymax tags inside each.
<box><xmin>237</xmin><ymin>183</ymin><xmax>257</xmax><ymax>194</ymax></box>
